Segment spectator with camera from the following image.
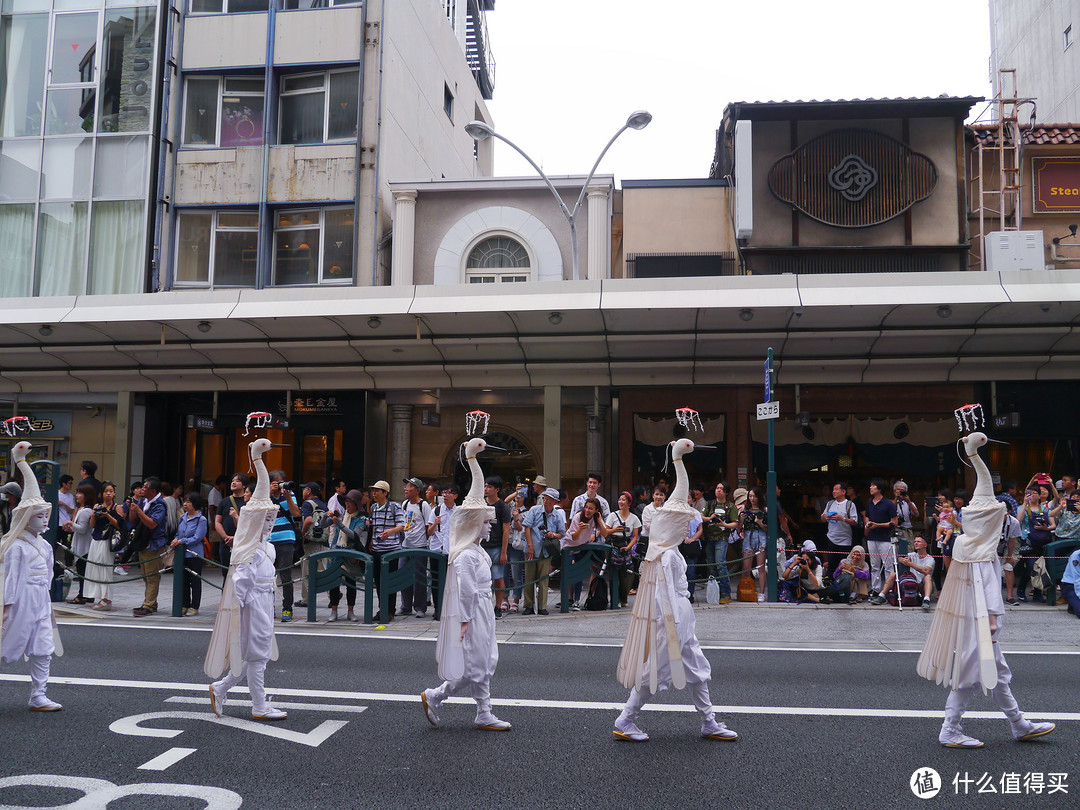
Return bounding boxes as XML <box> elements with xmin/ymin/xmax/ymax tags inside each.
<box><xmin>522</xmin><ymin>487</ymin><xmax>565</xmax><ymax>615</ymax></box>
<box><xmin>1049</xmin><ymin>483</ymin><xmax>1080</xmax><ymax>550</ymax></box>
<box><xmin>821</xmin><ymin>481</ymin><xmax>858</xmax><ymax>567</ymax></box>
<box><xmin>62</xmin><ymin>484</ymin><xmax>99</xmax><ymax>605</ymax></box>
<box><xmin>1017</xmin><ymin>485</ymin><xmax>1055</xmax><ymax>603</ymax></box>
<box><xmin>893</xmin><ymin>480</ymin><xmax>919</xmax><ymax>547</ymax></box>
<box><xmin>326</xmin><ymin>488</ymin><xmax>368</xmax><ymax>621</ymax></box>
<box><xmin>129</xmin><ymin>477</ymin><xmax>169</xmax><ymax>617</ymax></box>
<box><xmin>368</xmin><ymin>479</ymin><xmax>406</xmax><ymax>621</ymax></box>
<box><xmin>738</xmin><ymin>487</ymin><xmax>768</xmax><ymax>601</ymax></box>
<box><xmin>879</xmin><ymin>534</ymin><xmax>935</xmax><ymax>610</ymax></box>
<box><xmin>268</xmin><ymin>472</ymin><xmax>302</xmax><ymax>621</ymax></box>
<box><xmin>214</xmin><ymin>473</ymin><xmax>249</xmax><ymax>570</ymax></box>
<box><xmin>702</xmin><ymin>483</ymin><xmax>738</xmax><ymax>604</ymax></box>
<box><xmin>566</xmin><ymin>497</ymin><xmax>613</xmax><ymax>610</ymax></box>
<box><xmin>781</xmin><ymin>540</ymin><xmax>824</xmax><ymax>603</ymax></box>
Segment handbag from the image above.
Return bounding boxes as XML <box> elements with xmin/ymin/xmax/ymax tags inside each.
<box><xmin>540</xmin><ymin>513</ymin><xmax>561</xmax><ymax>559</ymax></box>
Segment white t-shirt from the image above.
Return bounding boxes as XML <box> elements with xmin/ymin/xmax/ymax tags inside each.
<box><xmin>904</xmin><ymin>550</ymin><xmax>934</xmax><ymax>583</ymax></box>
<box><xmin>822</xmin><ymin>499</ymin><xmax>856</xmax><ymax>546</ymax></box>
<box><xmin>429</xmin><ymin>502</ymin><xmax>454</xmax><ymax>554</ymax></box>
<box><xmin>207</xmin><ymin>487</ymin><xmax>223</xmax><ymax>512</ymax></box>
<box><xmin>400</xmin><ymin>499</ymin><xmax>434</xmax><ymax>549</ymax></box>
<box><xmin>58</xmin><ymin>490</ymin><xmax>75</xmax><ymax>526</ymax></box>
<box><xmin>605</xmin><ymin>511</ymin><xmax>642</xmax><ymax>545</ymax></box>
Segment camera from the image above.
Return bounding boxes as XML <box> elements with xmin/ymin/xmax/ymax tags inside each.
<box><xmin>93</xmin><ymin>505</ymin><xmax>107</xmax><ymax>514</ymax></box>
<box><xmin>1068</xmin><ymin>498</ymin><xmax>1080</xmax><ymax>514</ymax></box>
<box><xmin>741</xmin><ymin>513</ymin><xmax>757</xmax><ymax>531</ymax></box>
<box><xmin>280</xmin><ymin>481</ymin><xmax>296</xmax><ymax>492</ymax></box>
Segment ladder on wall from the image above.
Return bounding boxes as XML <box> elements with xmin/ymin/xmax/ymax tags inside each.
<box><xmin>969</xmin><ymin>69</ymin><xmax>1032</xmax><ymax>270</ymax></box>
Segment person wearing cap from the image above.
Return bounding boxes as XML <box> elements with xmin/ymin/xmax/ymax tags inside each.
<box><xmin>702</xmin><ymin>482</ymin><xmax>739</xmax><ymax>604</ymax></box>
<box><xmin>782</xmin><ymin>540</ymin><xmax>824</xmax><ymax>602</ymax></box>
<box><xmin>400</xmin><ymin>476</ymin><xmax>435</xmax><ymax>618</ymax></box>
<box><xmin>368</xmin><ymin>479</ymin><xmax>406</xmax><ymax>621</ymax></box>
<box><xmin>428</xmin><ymin>483</ymin><xmax>459</xmax><ymax>614</ymax></box>
<box><xmin>0</xmin><ymin>481</ymin><xmax>23</xmax><ymax>537</ymax></box>
<box><xmin>521</xmin><ymin>488</ymin><xmax>566</xmax><ymax>615</ymax></box>
<box><xmin>295</xmin><ymin>482</ymin><xmax>329</xmax><ymax>609</ymax></box>
<box><xmin>893</xmin><ymin>480</ymin><xmax>920</xmax><ymax>550</ymax></box>
<box><xmin>267</xmin><ymin>471</ymin><xmax>302</xmax><ymax>622</ymax></box>
<box><xmin>481</xmin><ymin>476</ymin><xmax>513</xmax><ymax>618</ymax></box>
<box><xmin>2</xmin><ymin>442</ymin><xmax>63</xmax><ymax>711</ymax></box>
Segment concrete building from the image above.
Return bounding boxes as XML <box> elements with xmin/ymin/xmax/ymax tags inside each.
<box><xmin>989</xmin><ymin>0</ymin><xmax>1080</xmax><ymax>123</ymax></box>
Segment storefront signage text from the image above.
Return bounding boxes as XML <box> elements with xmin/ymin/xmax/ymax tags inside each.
<box><xmin>279</xmin><ymin>396</ymin><xmax>342</xmax><ymax>416</ymax></box>
<box><xmin>1033</xmin><ymin>157</ymin><xmax>1080</xmax><ymax>212</ymax></box>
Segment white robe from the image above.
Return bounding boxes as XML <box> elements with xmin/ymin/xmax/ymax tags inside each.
<box><xmin>437</xmin><ymin>544</ymin><xmax>498</xmax><ymax>683</ymax></box>
<box><xmin>233</xmin><ymin>542</ymin><xmax>277</xmax><ymax>664</ymax></box>
<box><xmin>84</xmin><ymin>535</ymin><xmax>114</xmax><ymax>602</ymax></box>
<box><xmin>2</xmin><ymin>535</ymin><xmax>56</xmax><ymax>664</ymax></box>
<box><xmin>640</xmin><ymin>549</ymin><xmax>711</xmax><ymax>690</ymax></box>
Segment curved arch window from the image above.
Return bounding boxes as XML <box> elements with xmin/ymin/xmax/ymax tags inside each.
<box><xmin>465</xmin><ymin>235</ymin><xmax>530</xmax><ymax>283</ymax></box>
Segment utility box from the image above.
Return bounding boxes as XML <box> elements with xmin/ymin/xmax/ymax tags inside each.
<box><xmin>984</xmin><ymin>230</ymin><xmax>1044</xmax><ymax>271</ymax></box>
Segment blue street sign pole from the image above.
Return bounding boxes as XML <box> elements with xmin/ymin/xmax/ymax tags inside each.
<box><xmin>765</xmin><ymin>348</ymin><xmax>777</xmax><ymax>602</ymax></box>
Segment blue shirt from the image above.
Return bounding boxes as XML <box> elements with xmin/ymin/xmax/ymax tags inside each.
<box><xmin>270</xmin><ymin>496</ymin><xmax>298</xmax><ymax>545</ymax></box>
<box><xmin>140</xmin><ymin>496</ymin><xmax>169</xmax><ymax>551</ymax></box>
<box><xmin>1062</xmin><ymin>549</ymin><xmax>1080</xmax><ymax>587</ymax></box>
<box><xmin>176</xmin><ymin>512</ymin><xmax>207</xmax><ymax>558</ymax></box>
<box><xmin>523</xmin><ymin>503</ymin><xmax>567</xmax><ymax>558</ymax></box>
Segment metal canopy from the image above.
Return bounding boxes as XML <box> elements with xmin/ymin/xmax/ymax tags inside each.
<box><xmin>0</xmin><ymin>270</ymin><xmax>1077</xmax><ymax>394</ymax></box>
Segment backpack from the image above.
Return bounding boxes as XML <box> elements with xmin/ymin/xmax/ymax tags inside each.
<box><xmin>303</xmin><ymin>499</ymin><xmax>327</xmax><ymax>543</ymax></box>
<box><xmin>584</xmin><ymin>566</ymin><xmax>609</xmax><ymax>611</ymax></box>
<box><xmin>737</xmin><ymin>573</ymin><xmax>758</xmax><ymax>602</ymax></box>
<box><xmin>886</xmin><ymin>573</ymin><xmax>922</xmax><ymax>606</ymax></box>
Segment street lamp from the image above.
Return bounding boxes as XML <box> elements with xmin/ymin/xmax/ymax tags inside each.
<box><xmin>464</xmin><ymin>110</ymin><xmax>653</xmax><ymax>281</ymax></box>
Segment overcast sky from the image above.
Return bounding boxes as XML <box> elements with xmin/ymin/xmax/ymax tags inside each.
<box><xmin>484</xmin><ymin>0</ymin><xmax>993</xmax><ymax>182</ymax></box>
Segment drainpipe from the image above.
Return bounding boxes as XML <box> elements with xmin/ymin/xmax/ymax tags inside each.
<box><xmin>350</xmin><ymin>0</ymin><xmax>367</xmax><ymax>288</ymax></box>
<box><xmin>370</xmin><ymin>0</ymin><xmax>387</xmax><ymax>286</ymax></box>
<box><xmin>151</xmin><ymin>1</ymin><xmax>181</xmax><ymax>291</ymax></box>
<box><xmin>256</xmin><ymin>2</ymin><xmax>279</xmax><ymax>290</ymax></box>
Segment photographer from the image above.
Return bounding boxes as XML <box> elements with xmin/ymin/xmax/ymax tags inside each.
<box><xmin>268</xmin><ymin>471</ymin><xmax>302</xmax><ymax>622</ymax></box>
<box><xmin>738</xmin><ymin>487</ymin><xmax>767</xmax><ymax>601</ymax></box>
<box><xmin>566</xmin><ymin>497</ymin><xmax>613</xmax><ymax>610</ymax></box>
<box><xmin>893</xmin><ymin>480</ymin><xmax>919</xmax><ymax>547</ymax></box>
<box><xmin>782</xmin><ymin>541</ymin><xmax>824</xmax><ymax>603</ymax></box>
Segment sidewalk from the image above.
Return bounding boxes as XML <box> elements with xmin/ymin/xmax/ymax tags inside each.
<box><xmin>55</xmin><ymin>565</ymin><xmax>1080</xmax><ymax>653</ymax></box>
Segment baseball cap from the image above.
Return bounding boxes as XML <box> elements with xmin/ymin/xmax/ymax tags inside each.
<box><xmin>801</xmin><ymin>540</ymin><xmax>817</xmax><ymax>552</ymax></box>
<box><xmin>403</xmin><ymin>476</ymin><xmax>424</xmax><ymax>490</ymax></box>
<box><xmin>368</xmin><ymin>480</ymin><xmax>390</xmax><ymax>492</ymax></box>
<box><xmin>0</xmin><ymin>482</ymin><xmax>22</xmax><ymax>499</ymax></box>
<box><xmin>302</xmin><ymin>481</ymin><xmax>322</xmax><ymax>494</ymax></box>
<box><xmin>732</xmin><ymin>487</ymin><xmax>748</xmax><ymax>506</ymax></box>
<box><xmin>541</xmin><ymin>487</ymin><xmax>560</xmax><ymax>500</ymax></box>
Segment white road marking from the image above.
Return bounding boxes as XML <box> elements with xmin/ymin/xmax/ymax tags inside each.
<box><xmin>0</xmin><ymin>774</ymin><xmax>242</xmax><ymax>809</ymax></box>
<box><xmin>2</xmin><ymin>673</ymin><xmax>1077</xmax><ymax>722</ymax></box>
<box><xmin>109</xmin><ymin>711</ymin><xmax>349</xmax><ymax>747</ymax></box>
<box><xmin>137</xmin><ymin>747</ymin><xmax>197</xmax><ymax>771</ymax></box>
<box><xmin>54</xmin><ymin>619</ymin><xmax>1080</xmax><ymax>654</ymax></box>
<box><xmin>165</xmin><ymin>696</ymin><xmax>370</xmax><ymax>713</ymax></box>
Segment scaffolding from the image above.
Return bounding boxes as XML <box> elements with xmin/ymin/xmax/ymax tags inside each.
<box><xmin>968</xmin><ymin>69</ymin><xmax>1036</xmax><ymax>270</ymax></box>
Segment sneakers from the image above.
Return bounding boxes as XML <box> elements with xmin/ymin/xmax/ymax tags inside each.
<box><xmin>28</xmin><ymin>695</ymin><xmax>62</xmax><ymax>712</ymax></box>
<box><xmin>538</xmin><ymin>609</ymin><xmax>549</xmax><ymax>615</ymax></box>
<box><xmin>113</xmin><ymin>566</ymin><xmax>127</xmax><ymax>576</ymax></box>
<box><xmin>294</xmin><ymin>600</ymin><xmax>308</xmax><ymax>608</ymax></box>
<box><xmin>494</xmin><ymin>604</ymin><xmax>503</xmax><ymax>618</ymax></box>
<box><xmin>571</xmin><ymin>603</ymin><xmax>582</xmax><ymax>612</ymax></box>
<box><xmin>281</xmin><ymin>609</ymin><xmax>292</xmax><ymax>623</ymax></box>
<box><xmin>209</xmin><ymin>683</ymin><xmax>226</xmax><ymax>717</ymax></box>
<box><xmin>1016</xmin><ymin>593</ymin><xmax>1027</xmax><ymax>603</ymax></box>
<box><xmin>756</xmin><ymin>593</ymin><xmax>765</xmax><ymax>603</ymax></box>
<box><xmin>718</xmin><ymin>595</ymin><xmax>732</xmax><ymax>605</ymax></box>
<box><xmin>922</xmin><ymin>597</ymin><xmax>931</xmax><ymax>612</ymax></box>
<box><xmin>1006</xmin><ymin>597</ymin><xmax>1020</xmax><ymax>606</ymax></box>
<box><xmin>252</xmin><ymin>707</ymin><xmax>288</xmax><ymax>721</ymax></box>
<box><xmin>1012</xmin><ymin>719</ymin><xmax>1055</xmax><ymax>741</ymax></box>
<box><xmin>132</xmin><ymin>606</ymin><xmax>154</xmax><ymax>617</ymax></box>
<box><xmin>327</xmin><ymin>609</ymin><xmax>339</xmax><ymax>623</ymax></box>
<box><xmin>421</xmin><ymin>689</ymin><xmax>440</xmax><ymax>727</ymax></box>
<box><xmin>701</xmin><ymin>718</ymin><xmax>738</xmax><ymax>740</ymax></box>
<box><xmin>522</xmin><ymin>607</ymin><xmax>535</xmax><ymax>616</ymax></box>
<box><xmin>475</xmin><ymin>711</ymin><xmax>512</xmax><ymax>731</ymax></box>
<box><xmin>869</xmin><ymin>595</ymin><xmax>888</xmax><ymax>605</ymax></box>
<box><xmin>185</xmin><ymin>608</ymin><xmax>199</xmax><ymax>617</ymax></box>
<box><xmin>939</xmin><ymin>726</ymin><xmax>984</xmax><ymax>748</ymax></box>
<box><xmin>613</xmin><ymin>716</ymin><xmax>649</xmax><ymax>742</ymax></box>
<box><xmin>347</xmin><ymin>609</ymin><xmax>357</xmax><ymax>622</ymax></box>
<box><xmin>414</xmin><ymin>610</ymin><xmax>426</xmax><ymax>619</ymax></box>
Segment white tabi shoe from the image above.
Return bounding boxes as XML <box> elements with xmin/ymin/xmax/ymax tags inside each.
<box><xmin>421</xmin><ymin>689</ymin><xmax>440</xmax><ymax>727</ymax></box>
<box><xmin>1013</xmin><ymin>719</ymin><xmax>1055</xmax><ymax>741</ymax></box>
<box><xmin>28</xmin><ymin>696</ymin><xmax>63</xmax><ymax>712</ymax></box>
<box><xmin>939</xmin><ymin>725</ymin><xmax>984</xmax><ymax>748</ymax></box>
<box><xmin>209</xmin><ymin>683</ymin><xmax>226</xmax><ymax>717</ymax></box>
<box><xmin>252</xmin><ymin>706</ymin><xmax>287</xmax><ymax>721</ymax></box>
<box><xmin>701</xmin><ymin>718</ymin><xmax>738</xmax><ymax>740</ymax></box>
<box><xmin>475</xmin><ymin>711</ymin><xmax>512</xmax><ymax>731</ymax></box>
<box><xmin>613</xmin><ymin>716</ymin><xmax>649</xmax><ymax>742</ymax></box>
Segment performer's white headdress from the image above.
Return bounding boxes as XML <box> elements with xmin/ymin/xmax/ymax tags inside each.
<box><xmin>0</xmin><ymin>440</ymin><xmax>51</xmax><ymax>561</ymax></box>
<box><xmin>229</xmin><ymin>437</ymin><xmax>279</xmax><ymax>566</ymax></box>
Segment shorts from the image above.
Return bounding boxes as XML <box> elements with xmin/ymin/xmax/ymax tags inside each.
<box><xmin>742</xmin><ymin>530</ymin><xmax>765</xmax><ymax>555</ymax></box>
<box><xmin>941</xmin><ymin>537</ymin><xmax>954</xmax><ymax>558</ymax></box>
<box><xmin>486</xmin><ymin>546</ymin><xmax>506</xmax><ymax>579</ymax></box>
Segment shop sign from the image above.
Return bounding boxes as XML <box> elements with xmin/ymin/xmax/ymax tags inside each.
<box><xmin>25</xmin><ymin>411</ymin><xmax>71</xmax><ymax>437</ymax></box>
<box><xmin>279</xmin><ymin>396</ymin><xmax>342</xmax><ymax>416</ymax></box>
<box><xmin>1033</xmin><ymin>157</ymin><xmax>1080</xmax><ymax>212</ymax></box>
<box><xmin>186</xmin><ymin>415</ymin><xmax>217</xmax><ymax>431</ymax></box>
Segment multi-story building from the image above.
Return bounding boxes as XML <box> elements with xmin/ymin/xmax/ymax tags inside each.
<box><xmin>989</xmin><ymin>0</ymin><xmax>1080</xmax><ymax>123</ymax></box>
<box><xmin>0</xmin><ymin>0</ymin><xmax>496</xmax><ymax>491</ymax></box>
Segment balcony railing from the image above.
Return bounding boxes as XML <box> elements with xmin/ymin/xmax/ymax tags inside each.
<box><xmin>625</xmin><ymin>252</ymin><xmax>737</xmax><ymax>279</ymax></box>
<box><xmin>466</xmin><ymin>0</ymin><xmax>495</xmax><ymax>99</ymax></box>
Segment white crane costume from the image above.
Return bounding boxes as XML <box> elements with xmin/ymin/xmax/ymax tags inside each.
<box><xmin>614</xmin><ymin>437</ymin><xmax>736</xmax><ymax>741</ymax></box>
<box><xmin>421</xmin><ymin>436</ymin><xmax>510</xmax><ymax>731</ymax></box>
<box><xmin>206</xmin><ymin>438</ymin><xmax>285</xmax><ymax>721</ymax></box>
<box><xmin>1</xmin><ymin>440</ymin><xmax>64</xmax><ymax>711</ymax></box>
<box><xmin>917</xmin><ymin>431</ymin><xmax>1054</xmax><ymax>748</ymax></box>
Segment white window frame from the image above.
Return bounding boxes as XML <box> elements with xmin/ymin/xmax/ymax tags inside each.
<box><xmin>271</xmin><ymin>205</ymin><xmax>354</xmax><ymax>286</ymax></box>
<box><xmin>278</xmin><ymin>68</ymin><xmax>359</xmax><ymax>145</ymax></box>
<box><xmin>1066</xmin><ymin>25</ymin><xmax>1074</xmax><ymax>51</ymax></box>
<box><xmin>181</xmin><ymin>76</ymin><xmax>264</xmax><ymax>148</ymax></box>
<box><xmin>173</xmin><ymin>209</ymin><xmax>259</xmax><ymax>289</ymax></box>
<box><xmin>462</xmin><ymin>231</ymin><xmax>535</xmax><ymax>284</ymax></box>
<box><xmin>281</xmin><ymin>0</ymin><xmax>361</xmax><ymax>9</ymax></box>
<box><xmin>187</xmin><ymin>0</ymin><xmax>271</xmax><ymax>15</ymax></box>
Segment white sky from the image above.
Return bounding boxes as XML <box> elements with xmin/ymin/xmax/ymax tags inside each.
<box><xmin>484</xmin><ymin>0</ymin><xmax>993</xmax><ymax>182</ymax></box>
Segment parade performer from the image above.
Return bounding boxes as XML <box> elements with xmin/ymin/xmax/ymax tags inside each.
<box><xmin>614</xmin><ymin>431</ymin><xmax>737</xmax><ymax>742</ymax></box>
<box><xmin>1</xmin><ymin>440</ymin><xmax>64</xmax><ymax>711</ymax></box>
<box><xmin>917</xmin><ymin>418</ymin><xmax>1054</xmax><ymax>748</ymax></box>
<box><xmin>421</xmin><ymin>424</ymin><xmax>511</xmax><ymax>731</ymax></box>
<box><xmin>206</xmin><ymin>437</ymin><xmax>286</xmax><ymax>721</ymax></box>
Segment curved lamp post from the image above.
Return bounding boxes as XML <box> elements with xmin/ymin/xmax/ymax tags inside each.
<box><xmin>464</xmin><ymin>110</ymin><xmax>653</xmax><ymax>281</ymax></box>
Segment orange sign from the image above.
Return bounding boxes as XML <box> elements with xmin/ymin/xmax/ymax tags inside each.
<box><xmin>1033</xmin><ymin>157</ymin><xmax>1080</xmax><ymax>212</ymax></box>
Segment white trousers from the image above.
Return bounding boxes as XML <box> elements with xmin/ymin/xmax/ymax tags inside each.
<box><xmin>431</xmin><ymin>677</ymin><xmax>491</xmax><ymax>715</ymax></box>
<box><xmin>213</xmin><ymin>661</ymin><xmax>269</xmax><ymax>713</ymax></box>
<box><xmin>28</xmin><ymin>654</ymin><xmax>50</xmax><ymax>700</ymax></box>
<box><xmin>621</xmin><ymin>682</ymin><xmax>715</xmax><ymax>723</ymax></box>
<box><xmin>942</xmin><ymin>636</ymin><xmax>1022</xmax><ymax>729</ymax></box>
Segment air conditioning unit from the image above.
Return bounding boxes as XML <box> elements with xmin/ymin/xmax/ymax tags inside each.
<box><xmin>984</xmin><ymin>230</ymin><xmax>1045</xmax><ymax>271</ymax></box>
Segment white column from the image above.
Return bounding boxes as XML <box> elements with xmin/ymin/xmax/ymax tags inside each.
<box><xmin>586</xmin><ymin>184</ymin><xmax>611</xmax><ymax>281</ymax></box>
<box><xmin>543</xmin><ymin>386</ymin><xmax>561</xmax><ymax>490</ymax></box>
<box><xmin>389</xmin><ymin>404</ymin><xmax>413</xmax><ymax>501</ymax></box>
<box><xmin>390</xmin><ymin>190</ymin><xmax>418</xmax><ymax>287</ymax></box>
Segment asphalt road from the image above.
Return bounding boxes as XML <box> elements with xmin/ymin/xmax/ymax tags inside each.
<box><xmin>1</xmin><ymin>623</ymin><xmax>1077</xmax><ymax>809</ymax></box>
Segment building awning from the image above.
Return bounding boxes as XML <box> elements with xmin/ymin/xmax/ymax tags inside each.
<box><xmin>1</xmin><ymin>270</ymin><xmax>1079</xmax><ymax>394</ymax></box>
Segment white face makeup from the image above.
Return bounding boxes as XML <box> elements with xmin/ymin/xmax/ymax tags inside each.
<box><xmin>262</xmin><ymin>510</ymin><xmax>276</xmax><ymax>539</ymax></box>
<box><xmin>26</xmin><ymin>510</ymin><xmax>49</xmax><ymax>535</ymax></box>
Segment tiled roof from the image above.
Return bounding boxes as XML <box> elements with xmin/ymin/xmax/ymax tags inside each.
<box><xmin>969</xmin><ymin>124</ymin><xmax>1080</xmax><ymax>145</ymax></box>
